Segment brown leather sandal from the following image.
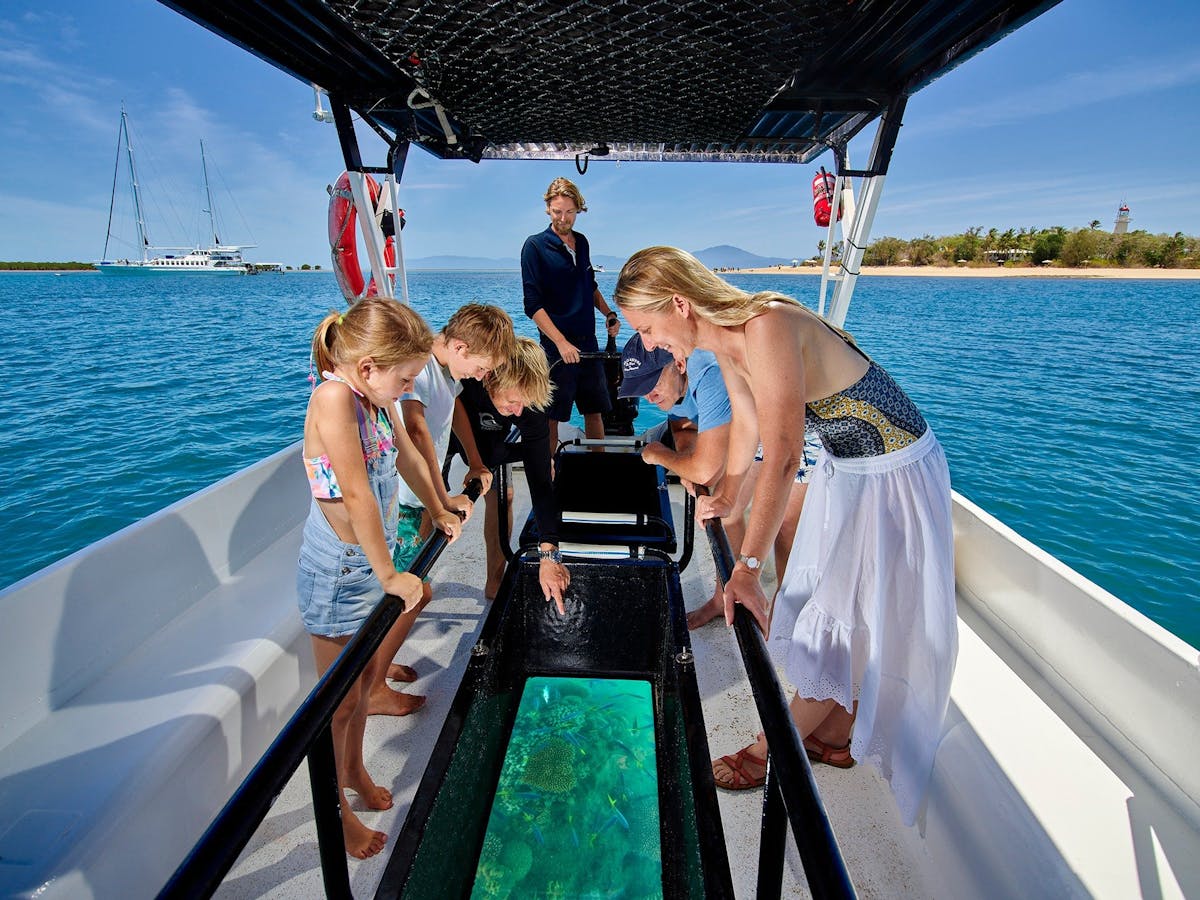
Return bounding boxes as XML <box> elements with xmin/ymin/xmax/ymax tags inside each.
<box><xmin>712</xmin><ymin>745</ymin><xmax>768</xmax><ymax>790</ymax></box>
<box><xmin>804</xmin><ymin>734</ymin><xmax>856</xmax><ymax>768</ymax></box>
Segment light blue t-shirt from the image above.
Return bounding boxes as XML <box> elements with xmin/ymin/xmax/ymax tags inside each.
<box><xmin>668</xmin><ymin>350</ymin><xmax>731</xmax><ymax>433</ymax></box>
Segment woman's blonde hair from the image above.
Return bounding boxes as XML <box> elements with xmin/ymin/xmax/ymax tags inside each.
<box><xmin>443</xmin><ymin>302</ymin><xmax>516</xmax><ymax>363</ymax></box>
<box><xmin>485</xmin><ymin>337</ymin><xmax>554</xmax><ymax>411</ymax></box>
<box><xmin>544</xmin><ymin>177</ymin><xmax>587</xmax><ymax>213</ymax></box>
<box><xmin>615</xmin><ymin>246</ymin><xmax>800</xmax><ymax>326</ymax></box>
<box><xmin>311</xmin><ymin>296</ymin><xmax>433</xmax><ymax>377</ymax></box>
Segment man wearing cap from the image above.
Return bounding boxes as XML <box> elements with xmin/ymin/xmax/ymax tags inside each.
<box><xmin>521</xmin><ymin>177</ymin><xmax>622</xmax><ymax>449</ymax></box>
<box><xmin>619</xmin><ymin>335</ymin><xmax>743</xmax><ymax>628</ymax></box>
<box><xmin>618</xmin><ymin>335</ymin><xmax>732</xmax><ymax>490</ymax></box>
<box><xmin>620</xmin><ymin>334</ymin><xmax>820</xmax><ymax>629</ymax></box>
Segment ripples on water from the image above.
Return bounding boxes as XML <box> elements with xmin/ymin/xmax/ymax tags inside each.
<box><xmin>1</xmin><ymin>271</ymin><xmax>1196</xmax><ymax>647</ymax></box>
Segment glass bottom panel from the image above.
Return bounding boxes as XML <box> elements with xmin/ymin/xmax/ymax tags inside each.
<box><xmin>472</xmin><ymin>676</ymin><xmax>662</xmax><ymax>899</ymax></box>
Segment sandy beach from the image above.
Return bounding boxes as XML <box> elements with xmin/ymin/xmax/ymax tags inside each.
<box><xmin>734</xmin><ymin>265</ymin><xmax>1200</xmax><ymax>279</ymax></box>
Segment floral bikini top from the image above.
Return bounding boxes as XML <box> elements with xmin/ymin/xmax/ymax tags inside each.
<box><xmin>304</xmin><ymin>372</ymin><xmax>396</xmax><ymax>500</ymax></box>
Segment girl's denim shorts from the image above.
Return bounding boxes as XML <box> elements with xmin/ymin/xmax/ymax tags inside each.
<box><xmin>297</xmin><ymin>506</ymin><xmax>384</xmax><ymax>638</ymax></box>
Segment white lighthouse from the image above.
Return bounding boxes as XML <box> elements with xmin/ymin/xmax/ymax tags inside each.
<box><xmin>1113</xmin><ymin>203</ymin><xmax>1131</xmax><ymax>235</ymax></box>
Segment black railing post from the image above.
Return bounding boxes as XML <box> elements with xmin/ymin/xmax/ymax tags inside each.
<box><xmin>308</xmin><ymin>725</ymin><xmax>353</xmax><ymax>900</ymax></box>
<box><xmin>698</xmin><ymin>489</ymin><xmax>856</xmax><ymax>900</ymax></box>
<box><xmin>757</xmin><ymin>761</ymin><xmax>788</xmax><ymax>899</ymax></box>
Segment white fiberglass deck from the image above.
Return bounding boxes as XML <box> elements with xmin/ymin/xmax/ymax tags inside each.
<box><xmin>210</xmin><ymin>464</ymin><xmax>1200</xmax><ymax>899</ymax></box>
<box><xmin>1</xmin><ymin>445</ymin><xmax>1197</xmax><ymax>898</ymax></box>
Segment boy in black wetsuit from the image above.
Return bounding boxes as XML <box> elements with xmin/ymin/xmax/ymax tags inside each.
<box><xmin>453</xmin><ymin>337</ymin><xmax>570</xmax><ymax>612</ymax></box>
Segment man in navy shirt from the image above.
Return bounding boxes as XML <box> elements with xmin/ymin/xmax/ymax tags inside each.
<box><xmin>521</xmin><ymin>177</ymin><xmax>621</xmax><ymax>448</ymax></box>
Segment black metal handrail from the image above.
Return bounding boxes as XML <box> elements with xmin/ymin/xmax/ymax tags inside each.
<box><xmin>700</xmin><ymin>499</ymin><xmax>856</xmax><ymax>900</ymax></box>
<box><xmin>157</xmin><ymin>480</ymin><xmax>483</xmax><ymax>900</ymax></box>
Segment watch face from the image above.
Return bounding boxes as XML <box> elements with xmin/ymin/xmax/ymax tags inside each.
<box><xmin>740</xmin><ymin>555</ymin><xmax>760</xmax><ymax>569</ymax></box>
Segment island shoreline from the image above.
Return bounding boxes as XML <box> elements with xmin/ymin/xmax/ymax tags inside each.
<box><xmin>730</xmin><ymin>265</ymin><xmax>1200</xmax><ymax>280</ymax></box>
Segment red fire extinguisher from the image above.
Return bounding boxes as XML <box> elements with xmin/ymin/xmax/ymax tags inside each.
<box><xmin>812</xmin><ymin>167</ymin><xmax>841</xmax><ymax>227</ymax></box>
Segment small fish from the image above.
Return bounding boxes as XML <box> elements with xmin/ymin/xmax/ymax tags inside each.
<box><xmin>597</xmin><ymin>813</ymin><xmax>619</xmax><ymax>835</ymax></box>
<box><xmin>607</xmin><ymin>794</ymin><xmax>630</xmax><ymax>830</ymax></box>
<box><xmin>615</xmin><ymin>739</ymin><xmax>635</xmax><ymax>756</ymax></box>
<box><xmin>532</xmin><ymin>823</ymin><xmax>545</xmax><ymax>845</ymax></box>
<box><xmin>571</xmin><ymin>826</ymin><xmax>580</xmax><ymax>848</ymax></box>
<box><xmin>562</xmin><ymin>732</ymin><xmax>587</xmax><ymax>755</ymax></box>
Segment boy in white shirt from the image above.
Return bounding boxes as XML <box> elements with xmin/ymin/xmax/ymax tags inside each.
<box><xmin>369</xmin><ymin>303</ymin><xmax>516</xmax><ymax>716</ymax></box>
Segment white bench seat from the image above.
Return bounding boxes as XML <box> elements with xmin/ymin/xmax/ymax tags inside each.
<box><xmin>0</xmin><ymin>445</ymin><xmax>315</xmax><ymax>900</ymax></box>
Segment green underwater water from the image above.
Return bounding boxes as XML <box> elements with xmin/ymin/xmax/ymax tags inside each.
<box><xmin>471</xmin><ymin>676</ymin><xmax>662</xmax><ymax>900</ymax></box>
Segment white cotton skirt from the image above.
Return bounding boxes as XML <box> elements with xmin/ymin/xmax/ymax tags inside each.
<box><xmin>768</xmin><ymin>428</ymin><xmax>958</xmax><ymax>825</ymax></box>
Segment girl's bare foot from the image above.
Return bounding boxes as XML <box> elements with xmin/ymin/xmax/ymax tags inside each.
<box><xmin>368</xmin><ymin>684</ymin><xmax>426</xmax><ymax>716</ymax></box>
<box><xmin>687</xmin><ymin>588</ymin><xmax>725</xmax><ymax>630</ymax></box>
<box><xmin>387</xmin><ymin>663</ymin><xmax>418</xmax><ymax>683</ymax></box>
<box><xmin>342</xmin><ymin>810</ymin><xmax>387</xmax><ymax>859</ymax></box>
<box><xmin>343</xmin><ymin>772</ymin><xmax>393</xmax><ymax>810</ymax></box>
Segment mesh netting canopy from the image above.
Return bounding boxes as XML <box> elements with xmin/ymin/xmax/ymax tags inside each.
<box><xmin>163</xmin><ymin>0</ymin><xmax>1060</xmax><ymax>162</ymax></box>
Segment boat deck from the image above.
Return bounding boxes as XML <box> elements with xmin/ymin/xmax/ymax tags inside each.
<box><xmin>3</xmin><ymin>447</ymin><xmax>1197</xmax><ymax>898</ymax></box>
<box><xmin>211</xmin><ymin>463</ymin><xmax>933</xmax><ymax>898</ymax></box>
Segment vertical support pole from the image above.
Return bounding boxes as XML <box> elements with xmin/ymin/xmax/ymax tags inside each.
<box><xmin>307</xmin><ymin>726</ymin><xmax>352</xmax><ymax>900</ymax></box>
<box><xmin>826</xmin><ymin>95</ymin><xmax>906</xmax><ymax>328</ymax></box>
<box><xmin>387</xmin><ymin>140</ymin><xmax>411</xmax><ymax>304</ymax></box>
<box><xmin>818</xmin><ymin>148</ymin><xmax>855</xmax><ymax>318</ymax></box>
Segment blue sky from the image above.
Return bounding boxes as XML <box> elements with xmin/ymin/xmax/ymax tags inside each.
<box><xmin>2</xmin><ymin>0</ymin><xmax>1198</xmax><ymax>267</ymax></box>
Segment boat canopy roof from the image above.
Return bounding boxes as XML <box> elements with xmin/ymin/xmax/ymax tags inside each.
<box><xmin>162</xmin><ymin>0</ymin><xmax>1059</xmax><ymax>164</ymax></box>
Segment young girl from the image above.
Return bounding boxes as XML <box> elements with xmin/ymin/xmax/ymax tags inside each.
<box><xmin>297</xmin><ymin>297</ymin><xmax>462</xmax><ymax>859</ymax></box>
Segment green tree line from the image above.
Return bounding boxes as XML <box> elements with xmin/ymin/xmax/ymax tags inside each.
<box><xmin>858</xmin><ymin>225</ymin><xmax>1198</xmax><ymax>268</ymax></box>
<box><xmin>0</xmin><ymin>261</ymin><xmax>97</xmax><ymax>270</ymax></box>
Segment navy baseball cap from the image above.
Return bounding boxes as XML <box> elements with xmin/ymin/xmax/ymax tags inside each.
<box><xmin>618</xmin><ymin>334</ymin><xmax>674</xmax><ymax>398</ymax></box>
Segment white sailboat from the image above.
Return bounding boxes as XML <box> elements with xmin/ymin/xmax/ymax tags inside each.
<box><xmin>97</xmin><ymin>108</ymin><xmax>253</xmax><ymax>274</ymax></box>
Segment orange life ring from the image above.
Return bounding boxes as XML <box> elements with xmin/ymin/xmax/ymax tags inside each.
<box><xmin>328</xmin><ymin>171</ymin><xmax>397</xmax><ymax>302</ymax></box>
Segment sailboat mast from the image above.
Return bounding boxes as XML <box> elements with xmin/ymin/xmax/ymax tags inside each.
<box><xmin>201</xmin><ymin>140</ymin><xmax>220</xmax><ymax>247</ymax></box>
<box><xmin>121</xmin><ymin>108</ymin><xmax>151</xmax><ymax>261</ymax></box>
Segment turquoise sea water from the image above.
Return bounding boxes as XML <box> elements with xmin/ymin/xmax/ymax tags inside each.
<box><xmin>472</xmin><ymin>676</ymin><xmax>660</xmax><ymax>899</ymax></box>
<box><xmin>0</xmin><ymin>271</ymin><xmax>1196</xmax><ymax>647</ymax></box>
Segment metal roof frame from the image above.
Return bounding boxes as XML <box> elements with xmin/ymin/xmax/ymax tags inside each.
<box><xmin>160</xmin><ymin>0</ymin><xmax>1062</xmax><ymax>165</ymax></box>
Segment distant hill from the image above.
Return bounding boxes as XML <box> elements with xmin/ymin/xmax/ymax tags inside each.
<box><xmin>407</xmin><ymin>253</ymin><xmax>629</xmax><ymax>271</ymax></box>
<box><xmin>691</xmin><ymin>245</ymin><xmax>792</xmax><ymax>269</ymax></box>
<box><xmin>406</xmin><ymin>245</ymin><xmax>787</xmax><ymax>271</ymax></box>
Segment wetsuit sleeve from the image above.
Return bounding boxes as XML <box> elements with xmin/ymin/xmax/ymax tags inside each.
<box><xmin>517</xmin><ymin>409</ymin><xmax>559</xmax><ymax>546</ymax></box>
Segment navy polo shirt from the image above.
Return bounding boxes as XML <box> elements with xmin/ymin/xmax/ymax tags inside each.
<box><xmin>521</xmin><ymin>226</ymin><xmax>599</xmax><ymax>340</ymax></box>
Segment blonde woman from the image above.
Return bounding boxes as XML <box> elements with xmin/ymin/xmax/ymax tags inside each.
<box><xmin>614</xmin><ymin>246</ymin><xmax>956</xmax><ymax>826</ymax></box>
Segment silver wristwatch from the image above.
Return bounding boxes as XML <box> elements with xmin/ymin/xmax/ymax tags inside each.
<box><xmin>538</xmin><ymin>547</ymin><xmax>563</xmax><ymax>564</ymax></box>
<box><xmin>737</xmin><ymin>554</ymin><xmax>762</xmax><ymax>571</ymax></box>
